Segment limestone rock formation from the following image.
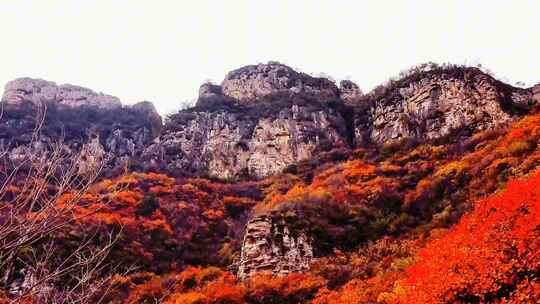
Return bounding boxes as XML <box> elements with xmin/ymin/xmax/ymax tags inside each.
<box><xmin>236</xmin><ymin>215</ymin><xmax>313</xmax><ymax>281</ymax></box>
<box><xmin>0</xmin><ymin>78</ymin><xmax>162</xmax><ymax>174</ymax></box>
<box><xmin>144</xmin><ymin>63</ymin><xmax>348</xmax><ymax>179</ymax></box>
<box><xmin>339</xmin><ymin>79</ymin><xmax>363</xmax><ymax>105</ymax></box>
<box><xmin>198</xmin><ymin>82</ymin><xmax>223</xmax><ymax>101</ymax></box>
<box><xmin>146</xmin><ymin>64</ymin><xmax>540</xmax><ymax>179</ymax></box>
<box><xmin>353</xmin><ymin>68</ymin><xmax>538</xmax><ymax>146</ymax></box>
<box><xmin>3</xmin><ymin>78</ymin><xmax>122</xmax><ymax>110</ymax></box>
<box><xmin>533</xmin><ymin>84</ymin><xmax>540</xmax><ymax>103</ymax></box>
<box><xmin>143</xmin><ymin>100</ymin><xmax>347</xmax><ymax>179</ymax></box>
<box><xmin>221</xmin><ymin>62</ymin><xmax>340</xmax><ymax>103</ymax></box>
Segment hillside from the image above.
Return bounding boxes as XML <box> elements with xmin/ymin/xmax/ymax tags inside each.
<box><xmin>1</xmin><ymin>62</ymin><xmax>540</xmax><ymax>303</ymax></box>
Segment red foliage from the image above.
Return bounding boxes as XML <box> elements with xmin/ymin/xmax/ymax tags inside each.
<box><xmin>246</xmin><ymin>273</ymin><xmax>326</xmax><ymax>304</ymax></box>
<box><xmin>20</xmin><ymin>112</ymin><xmax>540</xmax><ymax>303</ymax></box>
<box><xmin>398</xmin><ymin>170</ymin><xmax>540</xmax><ymax>303</ymax></box>
<box><xmin>59</xmin><ymin>172</ymin><xmax>261</xmax><ymax>272</ymax></box>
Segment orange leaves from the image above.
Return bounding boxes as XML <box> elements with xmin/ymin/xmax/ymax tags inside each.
<box><xmin>164</xmin><ymin>267</ymin><xmax>246</xmax><ymax>304</ymax></box>
<box><xmin>312</xmin><ymin>160</ymin><xmax>377</xmax><ymax>189</ymax></box>
<box><xmin>46</xmin><ymin>171</ymin><xmax>263</xmax><ymax>273</ymax></box>
<box><xmin>113</xmin><ymin>190</ymin><xmax>143</xmax><ymax>207</ymax></box>
<box><xmin>255</xmin><ymin>184</ymin><xmax>332</xmax><ymax>214</ymax></box>
<box><xmin>202</xmin><ymin>208</ymin><xmax>224</xmax><ymax>220</ymax></box>
<box><xmin>198</xmin><ymin>275</ymin><xmax>246</xmax><ymax>304</ymax></box>
<box><xmin>246</xmin><ymin>273</ymin><xmax>326</xmax><ymax>303</ymax></box>
<box><xmin>503</xmin><ymin>114</ymin><xmax>540</xmax><ymax>144</ymax></box>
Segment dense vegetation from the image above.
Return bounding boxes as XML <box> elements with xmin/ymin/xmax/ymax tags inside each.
<box><xmin>3</xmin><ymin>107</ymin><xmax>540</xmax><ymax>303</ymax></box>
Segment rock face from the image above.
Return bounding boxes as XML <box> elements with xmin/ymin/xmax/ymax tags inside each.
<box><xmin>3</xmin><ymin>78</ymin><xmax>122</xmax><ymax>110</ymax></box>
<box><xmin>533</xmin><ymin>84</ymin><xmax>540</xmax><ymax>103</ymax></box>
<box><xmin>144</xmin><ymin>101</ymin><xmax>347</xmax><ymax>179</ymax></box>
<box><xmin>3</xmin><ymin>66</ymin><xmax>537</xmax><ymax>181</ymax></box>
<box><xmin>145</xmin><ymin>64</ymin><xmax>540</xmax><ymax>179</ymax></box>
<box><xmin>353</xmin><ymin>68</ymin><xmax>537</xmax><ymax>146</ymax></box>
<box><xmin>221</xmin><ymin>62</ymin><xmax>340</xmax><ymax>104</ymax></box>
<box><xmin>339</xmin><ymin>80</ymin><xmax>363</xmax><ymax>105</ymax></box>
<box><xmin>236</xmin><ymin>215</ymin><xmax>313</xmax><ymax>281</ymax></box>
<box><xmin>144</xmin><ymin>63</ymin><xmax>348</xmax><ymax>179</ymax></box>
<box><xmin>0</xmin><ymin>78</ymin><xmax>162</xmax><ymax>174</ymax></box>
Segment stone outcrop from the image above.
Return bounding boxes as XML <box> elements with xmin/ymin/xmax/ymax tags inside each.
<box><xmin>198</xmin><ymin>82</ymin><xmax>223</xmax><ymax>101</ymax></box>
<box><xmin>353</xmin><ymin>68</ymin><xmax>538</xmax><ymax>146</ymax></box>
<box><xmin>143</xmin><ymin>101</ymin><xmax>347</xmax><ymax>179</ymax></box>
<box><xmin>3</xmin><ymin>66</ymin><xmax>538</xmax><ymax>181</ymax></box>
<box><xmin>0</xmin><ymin>78</ymin><xmax>162</xmax><ymax>174</ymax></box>
<box><xmin>236</xmin><ymin>215</ymin><xmax>313</xmax><ymax>281</ymax></box>
<box><xmin>533</xmin><ymin>84</ymin><xmax>540</xmax><ymax>103</ymax></box>
<box><xmin>221</xmin><ymin>62</ymin><xmax>340</xmax><ymax>104</ymax></box>
<box><xmin>3</xmin><ymin>78</ymin><xmax>122</xmax><ymax>110</ymax></box>
<box><xmin>339</xmin><ymin>80</ymin><xmax>363</xmax><ymax>105</ymax></box>
<box><xmin>144</xmin><ymin>64</ymin><xmax>540</xmax><ymax>179</ymax></box>
<box><xmin>143</xmin><ymin>63</ymin><xmax>348</xmax><ymax>179</ymax></box>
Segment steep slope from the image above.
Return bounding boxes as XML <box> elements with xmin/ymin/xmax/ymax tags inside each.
<box><xmin>143</xmin><ymin>62</ymin><xmax>349</xmax><ymax>179</ymax></box>
<box><xmin>78</xmin><ymin>111</ymin><xmax>540</xmax><ymax>303</ymax></box>
<box><xmin>352</xmin><ymin>65</ymin><xmax>538</xmax><ymax>146</ymax></box>
<box><xmin>396</xmin><ymin>170</ymin><xmax>540</xmax><ymax>303</ymax></box>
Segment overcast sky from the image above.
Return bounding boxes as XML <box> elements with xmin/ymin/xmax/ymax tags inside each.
<box><xmin>1</xmin><ymin>1</ymin><xmax>539</xmax><ymax>115</ymax></box>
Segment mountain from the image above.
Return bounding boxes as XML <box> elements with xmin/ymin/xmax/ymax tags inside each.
<box><xmin>2</xmin><ymin>62</ymin><xmax>540</xmax><ymax>303</ymax></box>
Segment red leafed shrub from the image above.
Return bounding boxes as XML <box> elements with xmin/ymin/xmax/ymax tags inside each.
<box><xmin>165</xmin><ymin>267</ymin><xmax>246</xmax><ymax>304</ymax></box>
<box><xmin>62</xmin><ymin>172</ymin><xmax>260</xmax><ymax>272</ymax></box>
<box><xmin>246</xmin><ymin>273</ymin><xmax>326</xmax><ymax>304</ymax></box>
<box><xmin>397</xmin><ymin>170</ymin><xmax>540</xmax><ymax>303</ymax></box>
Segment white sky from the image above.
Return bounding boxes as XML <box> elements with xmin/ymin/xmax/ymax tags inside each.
<box><xmin>1</xmin><ymin>0</ymin><xmax>539</xmax><ymax>115</ymax></box>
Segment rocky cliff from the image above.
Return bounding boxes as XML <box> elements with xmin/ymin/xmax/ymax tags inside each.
<box><xmin>221</xmin><ymin>62</ymin><xmax>340</xmax><ymax>104</ymax></box>
<box><xmin>0</xmin><ymin>78</ymin><xmax>162</xmax><ymax>174</ymax></box>
<box><xmin>5</xmin><ymin>64</ymin><xmax>537</xmax><ymax>181</ymax></box>
<box><xmin>235</xmin><ymin>215</ymin><xmax>313</xmax><ymax>281</ymax></box>
<box><xmin>145</xmin><ymin>63</ymin><xmax>540</xmax><ymax>180</ymax></box>
<box><xmin>143</xmin><ymin>62</ymin><xmax>349</xmax><ymax>179</ymax></box>
<box><xmin>353</xmin><ymin>67</ymin><xmax>538</xmax><ymax>146</ymax></box>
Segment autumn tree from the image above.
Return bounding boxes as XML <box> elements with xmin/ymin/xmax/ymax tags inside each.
<box><xmin>0</xmin><ymin>107</ymin><xmax>118</xmax><ymax>303</ymax></box>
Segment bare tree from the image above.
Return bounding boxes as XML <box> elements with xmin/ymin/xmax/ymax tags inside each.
<box><xmin>0</xmin><ymin>103</ymin><xmax>120</xmax><ymax>303</ymax></box>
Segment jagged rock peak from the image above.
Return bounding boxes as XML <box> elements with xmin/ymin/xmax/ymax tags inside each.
<box><xmin>195</xmin><ymin>82</ymin><xmax>229</xmax><ymax>107</ymax></box>
<box><xmin>198</xmin><ymin>82</ymin><xmax>223</xmax><ymax>100</ymax></box>
<box><xmin>353</xmin><ymin>66</ymin><xmax>538</xmax><ymax>146</ymax></box>
<box><xmin>2</xmin><ymin>77</ymin><xmax>122</xmax><ymax>110</ymax></box>
<box><xmin>533</xmin><ymin>83</ymin><xmax>540</xmax><ymax>102</ymax></box>
<box><xmin>219</xmin><ymin>61</ymin><xmax>340</xmax><ymax>103</ymax></box>
<box><xmin>339</xmin><ymin>79</ymin><xmax>363</xmax><ymax>105</ymax></box>
<box><xmin>129</xmin><ymin>101</ymin><xmax>163</xmax><ymax>136</ymax></box>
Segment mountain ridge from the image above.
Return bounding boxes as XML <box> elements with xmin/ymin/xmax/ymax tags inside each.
<box><xmin>2</xmin><ymin>62</ymin><xmax>539</xmax><ymax>180</ymax></box>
